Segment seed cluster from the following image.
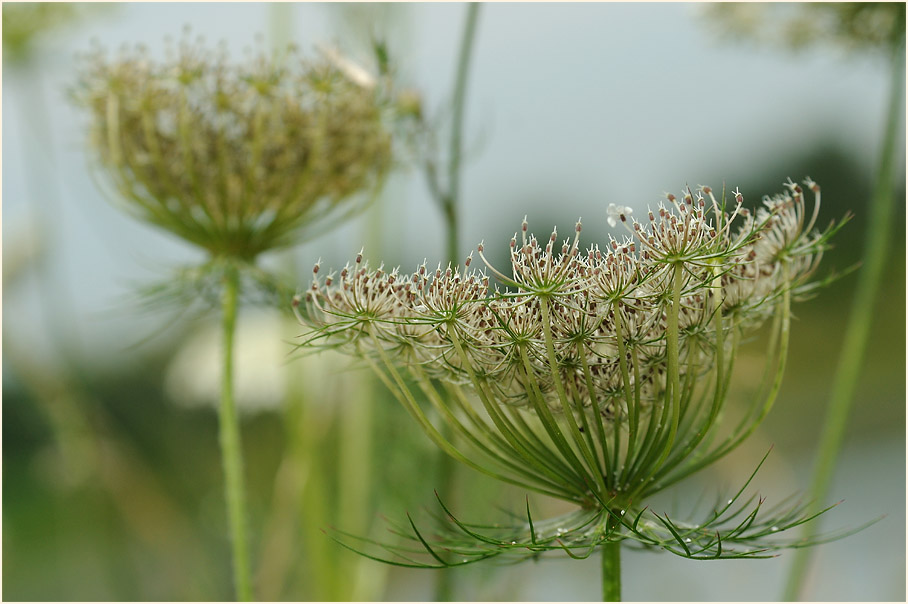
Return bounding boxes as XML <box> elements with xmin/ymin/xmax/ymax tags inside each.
<box><xmin>74</xmin><ymin>36</ymin><xmax>393</xmax><ymax>259</ymax></box>
<box><xmin>300</xmin><ymin>180</ymin><xmax>828</xmax><ymax>423</ymax></box>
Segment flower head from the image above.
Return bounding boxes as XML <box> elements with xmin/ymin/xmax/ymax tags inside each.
<box><xmin>73</xmin><ymin>34</ymin><xmax>393</xmax><ymax>261</ymax></box>
<box><xmin>297</xmin><ymin>179</ymin><xmax>845</xmax><ymax>562</ymax></box>
<box><xmin>301</xmin><ymin>178</ymin><xmax>830</xmax><ymax>450</ymax></box>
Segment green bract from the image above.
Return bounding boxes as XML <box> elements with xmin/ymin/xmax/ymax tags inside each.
<box><xmin>297</xmin><ymin>180</ymin><xmax>850</xmax><ymax>566</ymax></box>
<box><xmin>74</xmin><ymin>37</ymin><xmax>392</xmax><ymax>261</ymax></box>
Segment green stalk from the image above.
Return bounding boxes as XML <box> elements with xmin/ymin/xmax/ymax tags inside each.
<box><xmin>601</xmin><ymin>540</ymin><xmax>621</xmax><ymax>601</ymax></box>
<box><xmin>539</xmin><ymin>296</ymin><xmax>608</xmax><ymax>496</ymax></box>
<box><xmin>442</xmin><ymin>1</ymin><xmax>481</xmax><ymax>264</ymax></box>
<box><xmin>434</xmin><ymin>5</ymin><xmax>480</xmax><ymax>600</ymax></box>
<box><xmin>338</xmin><ymin>376</ymin><xmax>373</xmax><ymax>600</ymax></box>
<box><xmin>623</xmin><ymin>263</ymin><xmax>684</xmax><ymax>499</ymax></box>
<box><xmin>219</xmin><ymin>264</ymin><xmax>252</xmax><ymax>601</ymax></box>
<box><xmin>783</xmin><ymin>40</ymin><xmax>905</xmax><ymax>602</ymax></box>
<box><xmin>613</xmin><ymin>302</ymin><xmax>637</xmax><ymax>485</ymax></box>
<box><xmin>640</xmin><ymin>262</ymin><xmax>684</xmax><ymax>480</ymax></box>
<box><xmin>665</xmin><ymin>263</ymin><xmax>684</xmax><ymax>453</ymax></box>
<box><xmin>300</xmin><ymin>389</ymin><xmax>336</xmax><ymax>601</ymax></box>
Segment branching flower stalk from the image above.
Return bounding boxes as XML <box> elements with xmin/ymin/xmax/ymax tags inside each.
<box><xmin>74</xmin><ymin>35</ymin><xmax>393</xmax><ymax>600</ymax></box>
<box><xmin>296</xmin><ymin>180</ymin><xmax>848</xmax><ymax>600</ymax></box>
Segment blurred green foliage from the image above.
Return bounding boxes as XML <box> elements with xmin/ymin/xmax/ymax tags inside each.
<box><xmin>2</xmin><ymin>2</ymin><xmax>109</xmax><ymax>64</ymax></box>
<box><xmin>3</xmin><ymin>2</ymin><xmax>80</xmax><ymax>62</ymax></box>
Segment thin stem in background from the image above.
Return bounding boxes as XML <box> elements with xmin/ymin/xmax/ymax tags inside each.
<box><xmin>338</xmin><ymin>376</ymin><xmax>376</xmax><ymax>600</ymax></box>
<box><xmin>601</xmin><ymin>540</ymin><xmax>621</xmax><ymax>601</ymax></box>
<box><xmin>14</xmin><ymin>61</ymin><xmax>85</xmax><ymax>359</ymax></box>
<box><xmin>441</xmin><ymin>1</ymin><xmax>481</xmax><ymax>264</ymax></box>
<box><xmin>219</xmin><ymin>265</ymin><xmax>253</xmax><ymax>601</ymax></box>
<box><xmin>264</xmin><ymin>5</ymin><xmax>353</xmax><ymax>599</ymax></box>
<box><xmin>297</xmin><ymin>382</ymin><xmax>335</xmax><ymax>601</ymax></box>
<box><xmin>782</xmin><ymin>40</ymin><xmax>905</xmax><ymax>601</ymax></box>
<box><xmin>432</xmin><ymin>4</ymin><xmax>481</xmax><ymax>601</ymax></box>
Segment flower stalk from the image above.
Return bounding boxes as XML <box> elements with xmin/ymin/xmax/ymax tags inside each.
<box><xmin>601</xmin><ymin>538</ymin><xmax>621</xmax><ymax>601</ymax></box>
<box><xmin>443</xmin><ymin>1</ymin><xmax>481</xmax><ymax>264</ymax></box>
<box><xmin>218</xmin><ymin>264</ymin><xmax>252</xmax><ymax>601</ymax></box>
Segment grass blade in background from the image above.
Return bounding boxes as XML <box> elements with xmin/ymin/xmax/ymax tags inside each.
<box><xmin>783</xmin><ymin>37</ymin><xmax>905</xmax><ymax>602</ymax></box>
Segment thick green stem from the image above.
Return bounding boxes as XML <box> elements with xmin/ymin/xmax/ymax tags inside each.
<box><xmin>219</xmin><ymin>265</ymin><xmax>252</xmax><ymax>601</ymax></box>
<box><xmin>783</xmin><ymin>40</ymin><xmax>905</xmax><ymax>601</ymax></box>
<box><xmin>601</xmin><ymin>540</ymin><xmax>621</xmax><ymax>601</ymax></box>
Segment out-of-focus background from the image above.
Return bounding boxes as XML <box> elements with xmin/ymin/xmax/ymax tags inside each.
<box><xmin>3</xmin><ymin>3</ymin><xmax>904</xmax><ymax>601</ymax></box>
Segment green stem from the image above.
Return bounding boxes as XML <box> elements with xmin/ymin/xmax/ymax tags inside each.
<box><xmin>338</xmin><ymin>376</ymin><xmax>373</xmax><ymax>600</ymax></box>
<box><xmin>539</xmin><ymin>297</ymin><xmax>607</xmax><ymax>496</ymax></box>
<box><xmin>434</xmin><ymin>6</ymin><xmax>480</xmax><ymax>600</ymax></box>
<box><xmin>441</xmin><ymin>1</ymin><xmax>480</xmax><ymax>264</ymax></box>
<box><xmin>643</xmin><ymin>263</ymin><xmax>684</xmax><ymax>478</ymax></box>
<box><xmin>665</xmin><ymin>263</ymin><xmax>683</xmax><ymax>449</ymax></box>
<box><xmin>219</xmin><ymin>264</ymin><xmax>252</xmax><ymax>601</ymax></box>
<box><xmin>613</xmin><ymin>302</ymin><xmax>636</xmax><ymax>485</ymax></box>
<box><xmin>783</xmin><ymin>40</ymin><xmax>905</xmax><ymax>601</ymax></box>
<box><xmin>601</xmin><ymin>540</ymin><xmax>621</xmax><ymax>601</ymax></box>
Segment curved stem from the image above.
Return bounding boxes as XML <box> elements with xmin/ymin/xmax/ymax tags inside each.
<box><xmin>219</xmin><ymin>264</ymin><xmax>252</xmax><ymax>601</ymax></box>
<box><xmin>601</xmin><ymin>540</ymin><xmax>621</xmax><ymax>601</ymax></box>
<box><xmin>783</xmin><ymin>39</ymin><xmax>905</xmax><ymax>601</ymax></box>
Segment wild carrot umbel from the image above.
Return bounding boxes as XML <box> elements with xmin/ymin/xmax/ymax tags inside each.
<box><xmin>73</xmin><ymin>35</ymin><xmax>392</xmax><ymax>262</ymax></box>
<box><xmin>74</xmin><ymin>34</ymin><xmax>394</xmax><ymax>601</ymax></box>
<box><xmin>296</xmin><ymin>180</ymin><xmax>851</xmax><ymax>600</ymax></box>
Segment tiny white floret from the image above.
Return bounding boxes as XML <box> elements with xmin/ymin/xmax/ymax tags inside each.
<box><xmin>607</xmin><ymin>203</ymin><xmax>633</xmax><ymax>227</ymax></box>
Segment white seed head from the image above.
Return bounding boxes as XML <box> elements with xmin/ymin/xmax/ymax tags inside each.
<box><xmin>301</xmin><ymin>181</ymin><xmax>832</xmax><ymax>420</ymax></box>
